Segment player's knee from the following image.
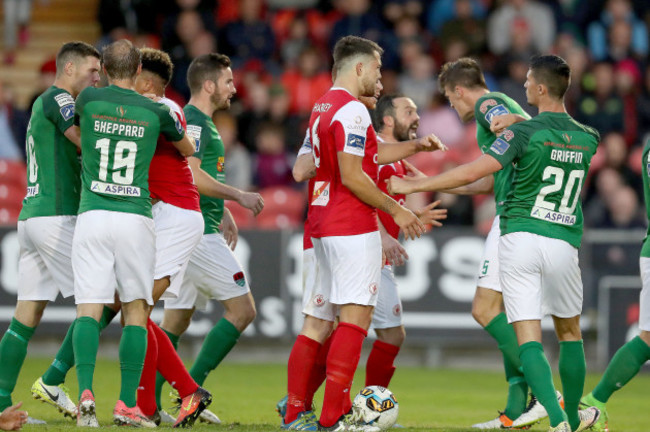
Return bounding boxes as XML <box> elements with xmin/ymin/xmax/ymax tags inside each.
<box><xmin>376</xmin><ymin>327</ymin><xmax>406</xmax><ymax>347</ymax></box>
<box><xmin>225</xmin><ymin>302</ymin><xmax>256</xmax><ymax>332</ymax></box>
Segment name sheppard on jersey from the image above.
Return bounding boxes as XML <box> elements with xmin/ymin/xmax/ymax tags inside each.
<box><xmin>94</xmin><ymin>120</ymin><xmax>145</xmax><ymax>138</ymax></box>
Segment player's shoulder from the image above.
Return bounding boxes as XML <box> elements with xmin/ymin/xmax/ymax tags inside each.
<box><xmin>568</xmin><ymin>116</ymin><xmax>600</xmax><ymax>142</ymax></box>
<box><xmin>331</xmin><ymin>99</ymin><xmax>372</xmax><ymax>127</ymax></box>
<box><xmin>476</xmin><ymin>92</ymin><xmax>511</xmax><ymax>114</ymax></box>
<box><xmin>159</xmin><ymin>97</ymin><xmax>182</xmax><ymax>115</ymax></box>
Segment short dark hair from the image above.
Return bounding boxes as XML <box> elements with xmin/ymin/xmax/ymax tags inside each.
<box><xmin>332</xmin><ymin>36</ymin><xmax>383</xmax><ymax>75</ymax></box>
<box><xmin>372</xmin><ymin>94</ymin><xmax>404</xmax><ymax>132</ymax></box>
<box><xmin>529</xmin><ymin>55</ymin><xmax>571</xmax><ymax>99</ymax></box>
<box><xmin>55</xmin><ymin>41</ymin><xmax>100</xmax><ymax>75</ymax></box>
<box><xmin>438</xmin><ymin>57</ymin><xmax>488</xmax><ymax>92</ymax></box>
<box><xmin>187</xmin><ymin>53</ymin><xmax>231</xmax><ymax>95</ymax></box>
<box><xmin>101</xmin><ymin>39</ymin><xmax>141</xmax><ymax>80</ymax></box>
<box><xmin>140</xmin><ymin>48</ymin><xmax>174</xmax><ymax>87</ymax></box>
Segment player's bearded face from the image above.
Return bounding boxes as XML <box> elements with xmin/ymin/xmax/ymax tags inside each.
<box><xmin>361</xmin><ymin>53</ymin><xmax>382</xmax><ymax>97</ymax></box>
<box><xmin>359</xmin><ymin>79</ymin><xmax>383</xmax><ymax>110</ymax></box>
<box><xmin>212</xmin><ymin>67</ymin><xmax>236</xmax><ymax>110</ymax></box>
<box><xmin>393</xmin><ymin>97</ymin><xmax>419</xmax><ymax>141</ymax></box>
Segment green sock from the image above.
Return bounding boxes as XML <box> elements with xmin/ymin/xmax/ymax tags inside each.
<box><xmin>155</xmin><ymin>329</ymin><xmax>180</xmax><ymax>409</ymax></box>
<box><xmin>559</xmin><ymin>340</ymin><xmax>585</xmax><ymax>431</ymax></box>
<box><xmin>73</xmin><ymin>317</ymin><xmax>100</xmax><ymax>398</ymax></box>
<box><xmin>593</xmin><ymin>336</ymin><xmax>650</xmax><ymax>403</ymax></box>
<box><xmin>43</xmin><ymin>306</ymin><xmax>118</xmax><ymax>387</ymax></box>
<box><xmin>485</xmin><ymin>313</ymin><xmax>527</xmax><ymax>418</ymax></box>
<box><xmin>189</xmin><ymin>318</ymin><xmax>240</xmax><ymax>386</ymax></box>
<box><xmin>42</xmin><ymin>321</ymin><xmax>76</xmax><ymax>386</ymax></box>
<box><xmin>119</xmin><ymin>325</ymin><xmax>147</xmax><ymax>407</ymax></box>
<box><xmin>0</xmin><ymin>318</ymin><xmax>36</xmax><ymax>410</ymax></box>
<box><xmin>519</xmin><ymin>341</ymin><xmax>567</xmax><ymax>427</ymax></box>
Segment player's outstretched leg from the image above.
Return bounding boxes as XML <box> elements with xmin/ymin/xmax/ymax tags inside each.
<box><xmin>0</xmin><ymin>318</ymin><xmax>36</xmax><ymax>413</ymax></box>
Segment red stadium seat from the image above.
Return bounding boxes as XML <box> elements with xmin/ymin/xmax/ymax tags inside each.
<box><xmin>0</xmin><ymin>207</ymin><xmax>21</xmax><ymax>225</ymax></box>
<box><xmin>0</xmin><ymin>160</ymin><xmax>27</xmax><ymax>189</ymax></box>
<box><xmin>256</xmin><ymin>186</ymin><xmax>307</xmax><ymax>230</ymax></box>
<box><xmin>0</xmin><ymin>183</ymin><xmax>25</xmax><ymax>207</ymax></box>
<box><xmin>225</xmin><ymin>201</ymin><xmax>255</xmax><ymax>229</ymax></box>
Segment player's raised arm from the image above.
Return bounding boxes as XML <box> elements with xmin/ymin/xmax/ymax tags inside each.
<box><xmin>293</xmin><ymin>129</ymin><xmax>316</xmax><ymax>182</ymax></box>
<box><xmin>377</xmin><ymin>133</ymin><xmax>447</xmax><ymax>165</ymax></box>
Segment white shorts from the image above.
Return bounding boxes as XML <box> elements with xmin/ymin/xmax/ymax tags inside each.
<box><xmin>72</xmin><ymin>210</ymin><xmax>155</xmax><ymax>305</ymax></box>
<box><xmin>639</xmin><ymin>257</ymin><xmax>650</xmax><ymax>331</ymax></box>
<box><xmin>153</xmin><ymin>202</ymin><xmax>204</xmax><ymax>300</ymax></box>
<box><xmin>302</xmin><ymin>247</ymin><xmax>337</xmax><ymax>322</ymax></box>
<box><xmin>499</xmin><ymin>232</ymin><xmax>583</xmax><ymax>323</ymax></box>
<box><xmin>476</xmin><ymin>216</ymin><xmax>501</xmax><ymax>292</ymax></box>
<box><xmin>164</xmin><ymin>233</ymin><xmax>250</xmax><ymax>311</ymax></box>
<box><xmin>372</xmin><ymin>266</ymin><xmax>403</xmax><ymax>329</ymax></box>
<box><xmin>17</xmin><ymin>216</ymin><xmax>76</xmax><ymax>301</ymax></box>
<box><xmin>311</xmin><ymin>231</ymin><xmax>381</xmax><ymax>310</ymax></box>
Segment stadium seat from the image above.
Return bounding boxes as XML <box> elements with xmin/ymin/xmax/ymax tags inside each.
<box><xmin>0</xmin><ymin>160</ymin><xmax>27</xmax><ymax>189</ymax></box>
<box><xmin>0</xmin><ymin>206</ymin><xmax>21</xmax><ymax>225</ymax></box>
<box><xmin>225</xmin><ymin>201</ymin><xmax>255</xmax><ymax>229</ymax></box>
<box><xmin>256</xmin><ymin>186</ymin><xmax>306</xmax><ymax>230</ymax></box>
<box><xmin>0</xmin><ymin>183</ymin><xmax>25</xmax><ymax>208</ymax></box>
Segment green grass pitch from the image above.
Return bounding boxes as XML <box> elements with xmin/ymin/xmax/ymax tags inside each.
<box><xmin>11</xmin><ymin>357</ymin><xmax>649</xmax><ymax>431</ymax></box>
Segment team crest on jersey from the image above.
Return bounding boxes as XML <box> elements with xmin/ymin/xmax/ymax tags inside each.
<box><xmin>116</xmin><ymin>106</ymin><xmax>127</xmax><ymax>117</ymax></box>
<box><xmin>562</xmin><ymin>133</ymin><xmax>572</xmax><ymax>143</ymax></box>
<box><xmin>500</xmin><ymin>129</ymin><xmax>514</xmax><ymax>141</ymax></box>
<box><xmin>369</xmin><ymin>283</ymin><xmax>378</xmax><ymax>295</ymax></box>
<box><xmin>392</xmin><ymin>304</ymin><xmax>401</xmax><ymax>316</ymax></box>
<box><xmin>217</xmin><ymin>156</ymin><xmax>225</xmax><ymax>172</ymax></box>
<box><xmin>313</xmin><ymin>294</ymin><xmax>325</xmax><ymax>307</ymax></box>
<box><xmin>485</xmin><ymin>104</ymin><xmax>509</xmax><ymax>124</ymax></box>
<box><xmin>60</xmin><ymin>104</ymin><xmax>74</xmax><ymax>121</ymax></box>
<box><xmin>233</xmin><ymin>271</ymin><xmax>246</xmax><ymax>287</ymax></box>
<box><xmin>186</xmin><ymin>125</ymin><xmax>202</xmax><ymax>151</ymax></box>
<box><xmin>479</xmin><ymin>99</ymin><xmax>497</xmax><ymax>114</ymax></box>
<box><xmin>490</xmin><ymin>138</ymin><xmax>510</xmax><ymax>155</ymax></box>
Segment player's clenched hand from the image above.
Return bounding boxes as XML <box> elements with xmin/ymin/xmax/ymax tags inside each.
<box><xmin>381</xmin><ymin>232</ymin><xmax>408</xmax><ymax>266</ymax></box>
<box><xmin>0</xmin><ymin>402</ymin><xmax>28</xmax><ymax>431</ymax></box>
<box><xmin>490</xmin><ymin>114</ymin><xmax>518</xmax><ymax>134</ymax></box>
<box><xmin>392</xmin><ymin>206</ymin><xmax>424</xmax><ymax>240</ymax></box>
<box><xmin>414</xmin><ymin>200</ymin><xmax>447</xmax><ymax>227</ymax></box>
<box><xmin>219</xmin><ymin>209</ymin><xmax>238</xmax><ymax>250</ymax></box>
<box><xmin>415</xmin><ymin>134</ymin><xmax>448</xmax><ymax>153</ymax></box>
<box><xmin>238</xmin><ymin>192</ymin><xmax>264</xmax><ymax>216</ymax></box>
<box><xmin>387</xmin><ymin>175</ymin><xmax>417</xmax><ymax>195</ymax></box>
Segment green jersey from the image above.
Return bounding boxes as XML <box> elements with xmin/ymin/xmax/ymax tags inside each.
<box><xmin>474</xmin><ymin>92</ymin><xmax>530</xmax><ymax>215</ymax></box>
<box><xmin>75</xmin><ymin>85</ymin><xmax>184</xmax><ymax>217</ymax></box>
<box><xmin>486</xmin><ymin>112</ymin><xmax>599</xmax><ymax>248</ymax></box>
<box><xmin>641</xmin><ymin>138</ymin><xmax>650</xmax><ymax>257</ymax></box>
<box><xmin>19</xmin><ymin>86</ymin><xmax>80</xmax><ymax>220</ymax></box>
<box><xmin>184</xmin><ymin>104</ymin><xmax>225</xmax><ymax>234</ymax></box>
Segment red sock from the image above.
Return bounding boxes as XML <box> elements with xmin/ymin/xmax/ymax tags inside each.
<box><xmin>319</xmin><ymin>323</ymin><xmax>367</xmax><ymax>428</ymax></box>
<box><xmin>150</xmin><ymin>319</ymin><xmax>199</xmax><ymax>398</ymax></box>
<box><xmin>305</xmin><ymin>330</ymin><xmax>334</xmax><ymax>409</ymax></box>
<box><xmin>137</xmin><ymin>320</ymin><xmax>159</xmax><ymax>416</ymax></box>
<box><xmin>285</xmin><ymin>335</ymin><xmax>321</xmax><ymax>423</ymax></box>
<box><xmin>365</xmin><ymin>339</ymin><xmax>400</xmax><ymax>387</ymax></box>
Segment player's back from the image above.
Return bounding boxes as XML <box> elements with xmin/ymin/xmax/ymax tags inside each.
<box><xmin>490</xmin><ymin>111</ymin><xmax>599</xmax><ymax>247</ymax></box>
<box><xmin>76</xmin><ymin>85</ymin><xmax>184</xmax><ymax>218</ymax></box>
<box><xmin>149</xmin><ymin>97</ymin><xmax>200</xmax><ymax>212</ymax></box>
<box><xmin>20</xmin><ymin>86</ymin><xmax>81</xmax><ymax>220</ymax></box>
<box><xmin>307</xmin><ymin>88</ymin><xmax>378</xmax><ymax>238</ymax></box>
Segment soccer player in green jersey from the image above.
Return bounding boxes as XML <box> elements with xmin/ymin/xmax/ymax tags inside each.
<box><xmin>70</xmin><ymin>39</ymin><xmax>194</xmax><ymax>428</ymax></box>
<box><xmin>578</xmin><ymin>136</ymin><xmax>650</xmax><ymax>432</ymax></box>
<box><xmin>0</xmin><ymin>41</ymin><xmax>100</xmax><ymax>425</ymax></box>
<box><xmin>389</xmin><ymin>55</ymin><xmax>601</xmax><ymax>432</ymax></box>
<box><xmin>154</xmin><ymin>53</ymin><xmax>264</xmax><ymax>422</ymax></box>
<box><xmin>435</xmin><ymin>58</ymin><xmax>555</xmax><ymax>429</ymax></box>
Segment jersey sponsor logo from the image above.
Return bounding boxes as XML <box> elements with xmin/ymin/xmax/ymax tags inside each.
<box><xmin>233</xmin><ymin>271</ymin><xmax>246</xmax><ymax>287</ymax></box>
<box><xmin>311</xmin><ymin>181</ymin><xmax>330</xmax><ymax>206</ymax></box>
<box><xmin>217</xmin><ymin>156</ymin><xmax>225</xmax><ymax>172</ymax></box>
<box><xmin>530</xmin><ymin>206</ymin><xmax>576</xmax><ymax>226</ymax></box>
<box><xmin>479</xmin><ymin>98</ymin><xmax>497</xmax><ymax>114</ymax></box>
<box><xmin>90</xmin><ymin>180</ymin><xmax>141</xmax><ymax>197</ymax></box>
<box><xmin>25</xmin><ymin>184</ymin><xmax>39</xmax><ymax>198</ymax></box>
<box><xmin>54</xmin><ymin>93</ymin><xmax>74</xmax><ymax>107</ymax></box>
<box><xmin>550</xmin><ymin>149</ymin><xmax>583</xmax><ymax>164</ymax></box>
<box><xmin>60</xmin><ymin>104</ymin><xmax>74</xmax><ymax>121</ymax></box>
<box><xmin>489</xmin><ymin>138</ymin><xmax>510</xmax><ymax>155</ymax></box>
<box><xmin>186</xmin><ymin>125</ymin><xmax>202</xmax><ymax>151</ymax></box>
<box><xmin>485</xmin><ymin>104</ymin><xmax>509</xmax><ymax>124</ymax></box>
<box><xmin>345</xmin><ymin>133</ymin><xmax>366</xmax><ymax>154</ymax></box>
<box><xmin>94</xmin><ymin>120</ymin><xmax>145</xmax><ymax>138</ymax></box>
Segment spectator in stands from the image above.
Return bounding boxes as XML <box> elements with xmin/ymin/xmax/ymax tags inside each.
<box><xmin>214</xmin><ymin>111</ymin><xmax>253</xmax><ymax>191</ymax></box>
<box><xmin>593</xmin><ymin>185</ymin><xmax>645</xmax><ymax>229</ymax></box>
<box><xmin>487</xmin><ymin>0</ymin><xmax>555</xmax><ymax>55</ymax></box>
<box><xmin>382</xmin><ymin>0</ymin><xmax>424</xmax><ymax>28</ymax></box>
<box><xmin>280</xmin><ymin>45</ymin><xmax>331</xmax><ymax>116</ymax></box>
<box><xmin>587</xmin><ymin>0</ymin><xmax>648</xmax><ymax>62</ymax></box>
<box><xmin>439</xmin><ymin>0</ymin><xmax>487</xmax><ymax>57</ymax></box>
<box><xmin>584</xmin><ymin>167</ymin><xmax>625</xmax><ymax>227</ymax></box>
<box><xmin>278</xmin><ymin>14</ymin><xmax>312</xmax><ymax>68</ymax></box>
<box><xmin>3</xmin><ymin>0</ymin><xmax>32</xmax><ymax>64</ymax></box>
<box><xmin>418</xmin><ymin>93</ymin><xmax>464</xmax><ymax>152</ymax></box>
<box><xmin>252</xmin><ymin>123</ymin><xmax>294</xmax><ymax>189</ymax></box>
<box><xmin>238</xmin><ymin>81</ymin><xmax>271</xmax><ymax>151</ymax></box>
<box><xmin>220</xmin><ymin>0</ymin><xmax>276</xmax><ymax>68</ymax></box>
<box><xmin>267</xmin><ymin>84</ymin><xmax>303</xmax><ymax>152</ymax></box>
<box><xmin>96</xmin><ymin>0</ymin><xmax>158</xmax><ymax>47</ymax></box>
<box><xmin>637</xmin><ymin>64</ymin><xmax>650</xmax><ymax>140</ymax></box>
<box><xmin>397</xmin><ymin>53</ymin><xmax>437</xmax><ymax>113</ymax></box>
<box><xmin>498</xmin><ymin>54</ymin><xmax>537</xmax><ymax>117</ymax></box>
<box><xmin>426</xmin><ymin>0</ymin><xmax>486</xmax><ymax>36</ymax></box>
<box><xmin>575</xmin><ymin>62</ymin><xmax>625</xmax><ymax>136</ymax></box>
<box><xmin>28</xmin><ymin>58</ymin><xmax>56</xmax><ymax>112</ymax></box>
<box><xmin>0</xmin><ymin>80</ymin><xmax>27</xmax><ymax>160</ymax></box>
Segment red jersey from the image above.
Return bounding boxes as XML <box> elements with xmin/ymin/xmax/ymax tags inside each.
<box><xmin>149</xmin><ymin>97</ymin><xmax>200</xmax><ymax>212</ymax></box>
<box><xmin>377</xmin><ymin>160</ymin><xmax>407</xmax><ymax>240</ymax></box>
<box><xmin>307</xmin><ymin>88</ymin><xmax>379</xmax><ymax>238</ymax></box>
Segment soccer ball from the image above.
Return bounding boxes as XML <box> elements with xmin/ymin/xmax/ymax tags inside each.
<box><xmin>352</xmin><ymin>386</ymin><xmax>399</xmax><ymax>430</ymax></box>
